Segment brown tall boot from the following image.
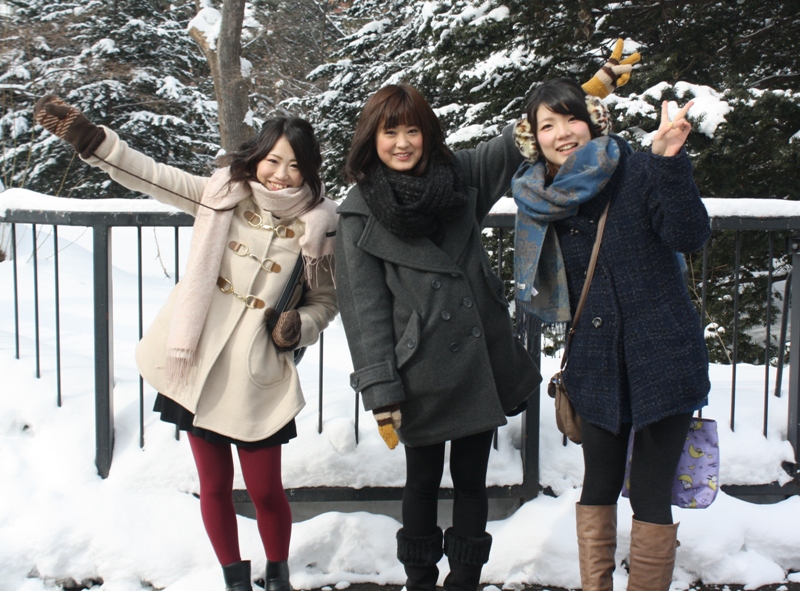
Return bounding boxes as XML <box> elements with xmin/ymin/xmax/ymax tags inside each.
<box><xmin>576</xmin><ymin>504</ymin><xmax>617</xmax><ymax>591</ymax></box>
<box><xmin>627</xmin><ymin>518</ymin><xmax>679</xmax><ymax>591</ymax></box>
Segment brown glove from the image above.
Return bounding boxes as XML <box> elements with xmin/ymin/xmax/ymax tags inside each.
<box><xmin>373</xmin><ymin>404</ymin><xmax>402</xmax><ymax>450</ymax></box>
<box><xmin>264</xmin><ymin>308</ymin><xmax>302</xmax><ymax>352</ymax></box>
<box><xmin>33</xmin><ymin>94</ymin><xmax>106</xmax><ymax>158</ymax></box>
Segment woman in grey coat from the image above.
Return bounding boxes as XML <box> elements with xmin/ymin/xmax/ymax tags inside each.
<box><xmin>335</xmin><ymin>83</ymin><xmax>542</xmax><ymax>591</ymax></box>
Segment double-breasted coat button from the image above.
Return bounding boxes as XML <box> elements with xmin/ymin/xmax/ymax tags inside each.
<box><xmin>570</xmin><ymin>228</ymin><xmax>579</xmax><ymax>235</ymax></box>
<box><xmin>350</xmin><ymin>376</ymin><xmax>359</xmax><ymax>388</ymax></box>
<box><xmin>462</xmin><ymin>297</ymin><xmax>474</xmax><ymax>308</ymax></box>
<box><xmin>431</xmin><ymin>279</ymin><xmax>442</xmax><ymax>290</ymax></box>
<box><xmin>450</xmin><ymin>342</ymin><xmax>460</xmax><ymax>352</ymax></box>
<box><xmin>471</xmin><ymin>327</ymin><xmax>482</xmax><ymax>338</ymax></box>
<box><xmin>592</xmin><ymin>317</ymin><xmax>603</xmax><ymax>328</ymax></box>
<box><xmin>441</xmin><ymin>310</ymin><xmax>451</xmax><ymax>321</ymax></box>
<box><xmin>406</xmin><ymin>338</ymin><xmax>416</xmax><ymax>349</ymax></box>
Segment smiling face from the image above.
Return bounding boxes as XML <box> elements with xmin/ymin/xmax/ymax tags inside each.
<box><xmin>375</xmin><ymin>123</ymin><xmax>424</xmax><ymax>173</ymax></box>
<box><xmin>255</xmin><ymin>136</ymin><xmax>304</xmax><ymax>190</ymax></box>
<box><xmin>534</xmin><ymin>105</ymin><xmax>592</xmax><ymax>173</ymax></box>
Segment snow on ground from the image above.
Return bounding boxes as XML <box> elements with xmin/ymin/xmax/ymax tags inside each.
<box><xmin>1</xmin><ymin>190</ymin><xmax>799</xmax><ymax>590</ymax></box>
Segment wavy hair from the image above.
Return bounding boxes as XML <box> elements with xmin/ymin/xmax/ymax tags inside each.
<box><xmin>222</xmin><ymin>117</ymin><xmax>324</xmax><ymax>211</ymax></box>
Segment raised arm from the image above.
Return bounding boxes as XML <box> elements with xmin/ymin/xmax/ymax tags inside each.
<box><xmin>34</xmin><ymin>95</ymin><xmax>206</xmax><ymax>214</ymax></box>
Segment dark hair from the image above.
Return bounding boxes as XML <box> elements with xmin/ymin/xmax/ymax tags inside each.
<box><xmin>344</xmin><ymin>84</ymin><xmax>453</xmax><ymax>184</ymax></box>
<box><xmin>524</xmin><ymin>78</ymin><xmax>600</xmax><ymax>145</ymax></box>
<box><xmin>223</xmin><ymin>117</ymin><xmax>324</xmax><ymax>210</ymax></box>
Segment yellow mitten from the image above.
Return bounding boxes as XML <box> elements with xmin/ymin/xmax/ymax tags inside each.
<box><xmin>373</xmin><ymin>404</ymin><xmax>402</xmax><ymax>450</ymax></box>
<box><xmin>582</xmin><ymin>38</ymin><xmax>641</xmax><ymax>99</ymax></box>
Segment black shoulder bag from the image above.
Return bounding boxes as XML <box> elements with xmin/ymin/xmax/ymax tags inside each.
<box><xmin>267</xmin><ymin>256</ymin><xmax>307</xmax><ymax>364</ymax></box>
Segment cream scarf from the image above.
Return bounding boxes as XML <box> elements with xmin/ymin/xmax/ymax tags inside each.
<box><xmin>165</xmin><ymin>167</ymin><xmax>337</xmax><ymax>391</ymax></box>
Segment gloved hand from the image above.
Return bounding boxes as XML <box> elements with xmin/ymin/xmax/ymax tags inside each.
<box><xmin>264</xmin><ymin>308</ymin><xmax>302</xmax><ymax>352</ymax></box>
<box><xmin>373</xmin><ymin>404</ymin><xmax>402</xmax><ymax>450</ymax></box>
<box><xmin>582</xmin><ymin>38</ymin><xmax>641</xmax><ymax>99</ymax></box>
<box><xmin>33</xmin><ymin>94</ymin><xmax>106</xmax><ymax>158</ymax></box>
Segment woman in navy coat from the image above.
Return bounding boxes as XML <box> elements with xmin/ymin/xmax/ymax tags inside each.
<box><xmin>512</xmin><ymin>78</ymin><xmax>710</xmax><ymax>591</ymax></box>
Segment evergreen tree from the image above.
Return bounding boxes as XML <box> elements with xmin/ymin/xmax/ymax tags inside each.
<box><xmin>1</xmin><ymin>0</ymin><xmax>219</xmax><ymax>198</ymax></box>
<box><xmin>291</xmin><ymin>0</ymin><xmax>800</xmax><ymax>364</ymax></box>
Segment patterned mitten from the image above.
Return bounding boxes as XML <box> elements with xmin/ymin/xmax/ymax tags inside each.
<box><xmin>34</xmin><ymin>95</ymin><xmax>106</xmax><ymax>158</ymax></box>
<box><xmin>264</xmin><ymin>308</ymin><xmax>302</xmax><ymax>351</ymax></box>
<box><xmin>582</xmin><ymin>38</ymin><xmax>641</xmax><ymax>99</ymax></box>
<box><xmin>374</xmin><ymin>404</ymin><xmax>402</xmax><ymax>450</ymax></box>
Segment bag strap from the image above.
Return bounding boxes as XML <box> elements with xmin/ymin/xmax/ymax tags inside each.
<box><xmin>561</xmin><ymin>198</ymin><xmax>612</xmax><ymax>370</ymax></box>
<box><xmin>266</xmin><ymin>255</ymin><xmax>305</xmax><ymax>332</ymax></box>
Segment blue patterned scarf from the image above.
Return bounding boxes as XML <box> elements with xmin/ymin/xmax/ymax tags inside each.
<box><xmin>512</xmin><ymin>135</ymin><xmax>623</xmax><ymax>324</ymax></box>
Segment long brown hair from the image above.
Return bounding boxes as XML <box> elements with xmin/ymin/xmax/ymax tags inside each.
<box><xmin>344</xmin><ymin>84</ymin><xmax>453</xmax><ymax>184</ymax></box>
<box><xmin>222</xmin><ymin>117</ymin><xmax>324</xmax><ymax>211</ymax></box>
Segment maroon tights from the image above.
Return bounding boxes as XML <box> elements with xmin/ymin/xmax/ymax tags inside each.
<box><xmin>187</xmin><ymin>433</ymin><xmax>292</xmax><ymax>566</ymax></box>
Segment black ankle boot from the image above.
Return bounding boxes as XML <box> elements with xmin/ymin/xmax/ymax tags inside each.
<box><xmin>397</xmin><ymin>527</ymin><xmax>444</xmax><ymax>591</ymax></box>
<box><xmin>265</xmin><ymin>560</ymin><xmax>291</xmax><ymax>591</ymax></box>
<box><xmin>442</xmin><ymin>528</ymin><xmax>492</xmax><ymax>591</ymax></box>
<box><xmin>222</xmin><ymin>560</ymin><xmax>253</xmax><ymax>591</ymax></box>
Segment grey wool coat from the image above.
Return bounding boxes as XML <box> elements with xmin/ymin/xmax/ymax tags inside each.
<box><xmin>335</xmin><ymin>125</ymin><xmax>542</xmax><ymax>447</ymax></box>
<box><xmin>555</xmin><ymin>136</ymin><xmax>711</xmax><ymax>434</ymax></box>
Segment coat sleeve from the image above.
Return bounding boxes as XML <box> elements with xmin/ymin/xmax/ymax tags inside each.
<box><xmin>334</xmin><ymin>213</ymin><xmax>406</xmax><ymax>411</ymax></box>
<box><xmin>644</xmin><ymin>150</ymin><xmax>711</xmax><ymax>253</ymax></box>
<box><xmin>296</xmin><ymin>262</ymin><xmax>339</xmax><ymax>349</ymax></box>
<box><xmin>82</xmin><ymin>126</ymin><xmax>206</xmax><ymax>215</ymax></box>
<box><xmin>453</xmin><ymin>123</ymin><xmax>524</xmax><ymax>223</ymax></box>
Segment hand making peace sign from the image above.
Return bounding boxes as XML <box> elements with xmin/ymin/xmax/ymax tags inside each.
<box><xmin>651</xmin><ymin>100</ymin><xmax>694</xmax><ymax>157</ymax></box>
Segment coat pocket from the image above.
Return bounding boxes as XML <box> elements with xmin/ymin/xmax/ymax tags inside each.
<box><xmin>394</xmin><ymin>310</ymin><xmax>421</xmax><ymax>369</ymax></box>
<box><xmin>247</xmin><ymin>321</ymin><xmax>292</xmax><ymax>388</ymax></box>
<box><xmin>481</xmin><ymin>264</ymin><xmax>509</xmax><ymax>307</ymax></box>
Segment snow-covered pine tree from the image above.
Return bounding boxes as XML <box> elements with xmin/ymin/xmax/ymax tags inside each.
<box><xmin>1</xmin><ymin>0</ymin><xmax>218</xmax><ymax>198</ymax></box>
<box><xmin>291</xmin><ymin>0</ymin><xmax>799</xmax><ymax>364</ymax></box>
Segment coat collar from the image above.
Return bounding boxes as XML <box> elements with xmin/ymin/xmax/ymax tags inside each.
<box><xmin>338</xmin><ymin>185</ymin><xmax>476</xmax><ymax>274</ymax></box>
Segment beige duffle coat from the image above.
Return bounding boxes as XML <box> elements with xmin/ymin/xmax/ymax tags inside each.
<box><xmin>84</xmin><ymin>127</ymin><xmax>338</xmax><ymax>441</ymax></box>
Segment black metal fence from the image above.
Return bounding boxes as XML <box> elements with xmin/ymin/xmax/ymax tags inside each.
<box><xmin>2</xmin><ymin>197</ymin><xmax>799</xmax><ymax>503</ymax></box>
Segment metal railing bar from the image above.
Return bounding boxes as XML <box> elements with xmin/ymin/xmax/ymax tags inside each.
<box><xmin>787</xmin><ymin>238</ymin><xmax>800</xmax><ymax>461</ymax></box>
<box><xmin>92</xmin><ymin>223</ymin><xmax>114</xmax><ymax>478</ymax></box>
<box><xmin>731</xmin><ymin>230</ymin><xmax>741</xmax><ymax>432</ymax></box>
<box><xmin>54</xmin><ymin>225</ymin><xmax>62</xmax><ymax>407</ymax></box>
<box><xmin>354</xmin><ymin>392</ymin><xmax>360</xmax><ymax>445</ymax></box>
<box><xmin>12</xmin><ymin>223</ymin><xmax>19</xmax><ymax>359</ymax></box>
<box><xmin>318</xmin><ymin>331</ymin><xmax>324</xmax><ymax>435</ymax></box>
<box><xmin>138</xmin><ymin>227</ymin><xmax>145</xmax><ymax>449</ymax></box>
<box><xmin>32</xmin><ymin>223</ymin><xmax>41</xmax><ymax>379</ymax></box>
<box><xmin>775</xmin><ymin>269</ymin><xmax>791</xmax><ymax>398</ymax></box>
<box><xmin>764</xmin><ymin>232</ymin><xmax>774</xmax><ymax>436</ymax></box>
<box><xmin>173</xmin><ymin>226</ymin><xmax>181</xmax><ymax>442</ymax></box>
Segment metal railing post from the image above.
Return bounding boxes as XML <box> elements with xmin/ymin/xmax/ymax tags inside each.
<box><xmin>93</xmin><ymin>223</ymin><xmax>115</xmax><ymax>478</ymax></box>
<box><xmin>787</xmin><ymin>238</ymin><xmax>800</xmax><ymax>462</ymax></box>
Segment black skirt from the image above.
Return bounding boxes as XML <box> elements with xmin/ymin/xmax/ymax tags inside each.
<box><xmin>153</xmin><ymin>393</ymin><xmax>297</xmax><ymax>449</ymax></box>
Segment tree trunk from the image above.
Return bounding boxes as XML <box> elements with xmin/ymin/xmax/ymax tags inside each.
<box><xmin>189</xmin><ymin>0</ymin><xmax>252</xmax><ymax>153</ymax></box>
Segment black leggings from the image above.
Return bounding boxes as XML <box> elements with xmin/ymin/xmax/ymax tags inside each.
<box><xmin>580</xmin><ymin>412</ymin><xmax>692</xmax><ymax>525</ymax></box>
<box><xmin>402</xmin><ymin>430</ymin><xmax>495</xmax><ymax>538</ymax></box>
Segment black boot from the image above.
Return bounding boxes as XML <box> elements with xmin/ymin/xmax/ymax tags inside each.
<box><xmin>397</xmin><ymin>527</ymin><xmax>444</xmax><ymax>591</ymax></box>
<box><xmin>222</xmin><ymin>560</ymin><xmax>253</xmax><ymax>591</ymax></box>
<box><xmin>442</xmin><ymin>528</ymin><xmax>492</xmax><ymax>591</ymax></box>
<box><xmin>265</xmin><ymin>560</ymin><xmax>291</xmax><ymax>591</ymax></box>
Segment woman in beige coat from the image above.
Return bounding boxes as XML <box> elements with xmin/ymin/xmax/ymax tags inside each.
<box><xmin>34</xmin><ymin>95</ymin><xmax>338</xmax><ymax>591</ymax></box>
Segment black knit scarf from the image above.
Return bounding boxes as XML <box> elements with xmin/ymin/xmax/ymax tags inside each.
<box><xmin>360</xmin><ymin>162</ymin><xmax>467</xmax><ymax>238</ymax></box>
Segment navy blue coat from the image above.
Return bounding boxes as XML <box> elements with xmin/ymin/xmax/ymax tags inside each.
<box><xmin>555</xmin><ymin>136</ymin><xmax>711</xmax><ymax>434</ymax></box>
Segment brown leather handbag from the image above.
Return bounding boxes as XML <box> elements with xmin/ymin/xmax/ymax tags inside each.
<box><xmin>547</xmin><ymin>199</ymin><xmax>611</xmax><ymax>444</ymax></box>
